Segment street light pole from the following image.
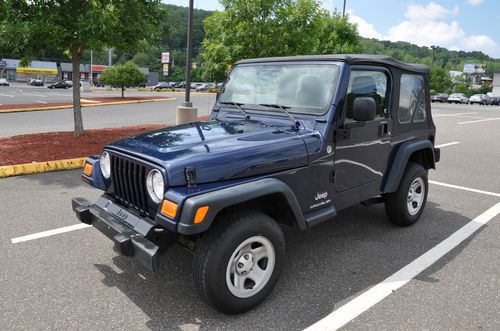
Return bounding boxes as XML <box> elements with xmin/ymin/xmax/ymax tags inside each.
<box><xmin>184</xmin><ymin>0</ymin><xmax>194</xmax><ymax>106</ymax></box>
<box><xmin>176</xmin><ymin>0</ymin><xmax>198</xmax><ymax>124</ymax></box>
<box><xmin>343</xmin><ymin>0</ymin><xmax>346</xmax><ymax>17</ymax></box>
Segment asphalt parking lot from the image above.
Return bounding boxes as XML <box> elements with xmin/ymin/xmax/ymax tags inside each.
<box><xmin>1</xmin><ymin>103</ymin><xmax>500</xmax><ymax>330</ymax></box>
<box><xmin>0</xmin><ymin>85</ymin><xmax>216</xmax><ymax>137</ymax></box>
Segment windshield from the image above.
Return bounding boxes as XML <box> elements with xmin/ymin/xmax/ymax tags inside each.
<box><xmin>219</xmin><ymin>63</ymin><xmax>339</xmax><ymax>115</ymax></box>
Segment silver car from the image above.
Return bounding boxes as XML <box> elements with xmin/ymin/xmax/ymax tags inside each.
<box><xmin>447</xmin><ymin>93</ymin><xmax>468</xmax><ymax>104</ymax></box>
<box><xmin>469</xmin><ymin>94</ymin><xmax>493</xmax><ymax>105</ymax></box>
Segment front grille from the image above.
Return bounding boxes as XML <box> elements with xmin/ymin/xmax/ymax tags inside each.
<box><xmin>110</xmin><ymin>154</ymin><xmax>150</xmax><ymax>216</ymax></box>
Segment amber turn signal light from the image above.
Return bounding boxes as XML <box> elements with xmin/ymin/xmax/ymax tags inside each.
<box><xmin>161</xmin><ymin>199</ymin><xmax>178</xmax><ymax>218</ymax></box>
<box><xmin>194</xmin><ymin>206</ymin><xmax>209</xmax><ymax>224</ymax></box>
<box><xmin>83</xmin><ymin>163</ymin><xmax>93</xmax><ymax>176</ymax></box>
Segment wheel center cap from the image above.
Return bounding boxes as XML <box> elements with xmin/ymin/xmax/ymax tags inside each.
<box><xmin>236</xmin><ymin>253</ymin><xmax>255</xmax><ymax>275</ymax></box>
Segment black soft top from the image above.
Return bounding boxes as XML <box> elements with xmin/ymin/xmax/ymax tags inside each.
<box><xmin>235</xmin><ymin>54</ymin><xmax>429</xmax><ymax>74</ymax></box>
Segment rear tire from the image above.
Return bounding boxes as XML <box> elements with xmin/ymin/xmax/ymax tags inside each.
<box><xmin>193</xmin><ymin>210</ymin><xmax>285</xmax><ymax>314</ymax></box>
<box><xmin>385</xmin><ymin>162</ymin><xmax>428</xmax><ymax>226</ymax></box>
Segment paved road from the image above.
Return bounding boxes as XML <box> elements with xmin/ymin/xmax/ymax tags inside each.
<box><xmin>0</xmin><ymin>92</ymin><xmax>216</xmax><ymax>137</ymax></box>
<box><xmin>1</xmin><ymin>104</ymin><xmax>500</xmax><ymax>329</ymax></box>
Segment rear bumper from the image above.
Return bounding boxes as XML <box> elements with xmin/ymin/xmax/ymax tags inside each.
<box><xmin>72</xmin><ymin>196</ymin><xmax>160</xmax><ymax>272</ymax></box>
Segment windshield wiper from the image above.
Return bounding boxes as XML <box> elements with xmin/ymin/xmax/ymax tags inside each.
<box><xmin>219</xmin><ymin>101</ymin><xmax>250</xmax><ymax>119</ymax></box>
<box><xmin>259</xmin><ymin>103</ymin><xmax>300</xmax><ymax>129</ymax></box>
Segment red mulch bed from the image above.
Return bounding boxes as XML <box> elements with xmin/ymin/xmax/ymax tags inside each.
<box><xmin>0</xmin><ymin>96</ymin><xmax>171</xmax><ymax>111</ymax></box>
<box><xmin>0</xmin><ymin>125</ymin><xmax>163</xmax><ymax>166</ymax></box>
<box><xmin>0</xmin><ymin>115</ymin><xmax>210</xmax><ymax>166</ymax></box>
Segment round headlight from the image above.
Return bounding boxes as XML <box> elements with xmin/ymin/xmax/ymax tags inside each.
<box><xmin>100</xmin><ymin>151</ymin><xmax>111</xmax><ymax>178</ymax></box>
<box><xmin>146</xmin><ymin>169</ymin><xmax>164</xmax><ymax>203</ymax></box>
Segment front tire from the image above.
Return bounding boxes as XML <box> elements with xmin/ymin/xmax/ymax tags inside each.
<box><xmin>193</xmin><ymin>210</ymin><xmax>285</xmax><ymax>314</ymax></box>
<box><xmin>385</xmin><ymin>162</ymin><xmax>428</xmax><ymax>226</ymax></box>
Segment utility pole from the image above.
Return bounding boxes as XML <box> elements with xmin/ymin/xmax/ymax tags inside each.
<box><xmin>90</xmin><ymin>50</ymin><xmax>93</xmax><ymax>86</ymax></box>
<box><xmin>343</xmin><ymin>0</ymin><xmax>346</xmax><ymax>17</ymax></box>
<box><xmin>176</xmin><ymin>0</ymin><xmax>198</xmax><ymax>124</ymax></box>
<box><xmin>108</xmin><ymin>48</ymin><xmax>112</xmax><ymax>67</ymax></box>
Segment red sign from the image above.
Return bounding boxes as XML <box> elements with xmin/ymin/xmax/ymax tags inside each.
<box><xmin>91</xmin><ymin>65</ymin><xmax>108</xmax><ymax>72</ymax></box>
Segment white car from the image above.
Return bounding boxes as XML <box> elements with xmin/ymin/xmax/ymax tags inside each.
<box><xmin>447</xmin><ymin>93</ymin><xmax>468</xmax><ymax>104</ymax></box>
<box><xmin>195</xmin><ymin>83</ymin><xmax>216</xmax><ymax>92</ymax></box>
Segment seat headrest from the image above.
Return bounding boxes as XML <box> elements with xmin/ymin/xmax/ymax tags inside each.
<box><xmin>352</xmin><ymin>76</ymin><xmax>377</xmax><ymax>94</ymax></box>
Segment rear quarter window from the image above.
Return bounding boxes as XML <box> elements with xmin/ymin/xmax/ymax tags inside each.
<box><xmin>399</xmin><ymin>74</ymin><xmax>426</xmax><ymax>124</ymax></box>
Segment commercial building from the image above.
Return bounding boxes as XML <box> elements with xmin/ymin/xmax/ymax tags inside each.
<box><xmin>0</xmin><ymin>58</ymin><xmax>152</xmax><ymax>85</ymax></box>
<box><xmin>493</xmin><ymin>73</ymin><xmax>500</xmax><ymax>97</ymax></box>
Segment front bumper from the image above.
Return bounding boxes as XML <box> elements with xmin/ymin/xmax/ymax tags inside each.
<box><xmin>72</xmin><ymin>196</ymin><xmax>161</xmax><ymax>272</ymax></box>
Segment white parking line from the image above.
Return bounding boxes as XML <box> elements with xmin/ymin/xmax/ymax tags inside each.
<box><xmin>434</xmin><ymin>142</ymin><xmax>460</xmax><ymax>148</ymax></box>
<box><xmin>22</xmin><ymin>93</ymin><xmax>47</xmax><ymax>98</ymax></box>
<box><xmin>11</xmin><ymin>224</ymin><xmax>91</xmax><ymax>244</ymax></box>
<box><xmin>0</xmin><ymin>93</ymin><xmax>14</xmax><ymax>98</ymax></box>
<box><xmin>432</xmin><ymin>112</ymin><xmax>477</xmax><ymax>117</ymax></box>
<box><xmin>37</xmin><ymin>100</ymin><xmax>47</xmax><ymax>104</ymax></box>
<box><xmin>458</xmin><ymin>118</ymin><xmax>500</xmax><ymax>125</ymax></box>
<box><xmin>305</xmin><ymin>201</ymin><xmax>500</xmax><ymax>331</ymax></box>
<box><xmin>430</xmin><ymin>180</ymin><xmax>500</xmax><ymax>198</ymax></box>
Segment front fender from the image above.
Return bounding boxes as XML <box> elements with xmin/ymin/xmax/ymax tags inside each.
<box><xmin>174</xmin><ymin>178</ymin><xmax>306</xmax><ymax>235</ymax></box>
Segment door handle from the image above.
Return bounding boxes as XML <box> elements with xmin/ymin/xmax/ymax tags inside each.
<box><xmin>378</xmin><ymin>121</ymin><xmax>388</xmax><ymax>136</ymax></box>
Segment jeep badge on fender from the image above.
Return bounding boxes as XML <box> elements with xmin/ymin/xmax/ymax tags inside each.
<box><xmin>72</xmin><ymin>55</ymin><xmax>439</xmax><ymax>314</ymax></box>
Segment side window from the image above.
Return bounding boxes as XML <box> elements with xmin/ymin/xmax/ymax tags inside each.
<box><xmin>345</xmin><ymin>70</ymin><xmax>389</xmax><ymax>121</ymax></box>
<box><xmin>399</xmin><ymin>74</ymin><xmax>426</xmax><ymax>123</ymax></box>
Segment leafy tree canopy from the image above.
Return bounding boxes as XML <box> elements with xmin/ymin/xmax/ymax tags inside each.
<box><xmin>200</xmin><ymin>0</ymin><xmax>360</xmax><ymax>81</ymax></box>
<box><xmin>429</xmin><ymin>67</ymin><xmax>453</xmax><ymax>93</ymax></box>
<box><xmin>99</xmin><ymin>62</ymin><xmax>146</xmax><ymax>98</ymax></box>
<box><xmin>0</xmin><ymin>0</ymin><xmax>168</xmax><ymax>135</ymax></box>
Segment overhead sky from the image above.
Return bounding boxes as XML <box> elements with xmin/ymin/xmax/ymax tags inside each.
<box><xmin>164</xmin><ymin>0</ymin><xmax>500</xmax><ymax>58</ymax></box>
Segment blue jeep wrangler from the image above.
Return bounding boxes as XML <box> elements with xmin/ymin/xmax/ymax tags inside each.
<box><xmin>73</xmin><ymin>55</ymin><xmax>440</xmax><ymax>314</ymax></box>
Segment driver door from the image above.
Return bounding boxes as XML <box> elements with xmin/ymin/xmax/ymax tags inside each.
<box><xmin>333</xmin><ymin>67</ymin><xmax>392</xmax><ymax>209</ymax></box>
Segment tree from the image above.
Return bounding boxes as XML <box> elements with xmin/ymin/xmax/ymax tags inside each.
<box><xmin>99</xmin><ymin>62</ymin><xmax>146</xmax><ymax>98</ymax></box>
<box><xmin>0</xmin><ymin>1</ymin><xmax>168</xmax><ymax>136</ymax></box>
<box><xmin>200</xmin><ymin>0</ymin><xmax>360</xmax><ymax>82</ymax></box>
<box><xmin>429</xmin><ymin>67</ymin><xmax>453</xmax><ymax>93</ymax></box>
<box><xmin>131</xmin><ymin>53</ymin><xmax>151</xmax><ymax>68</ymax></box>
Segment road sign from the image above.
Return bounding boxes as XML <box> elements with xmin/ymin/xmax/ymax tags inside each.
<box><xmin>161</xmin><ymin>52</ymin><xmax>170</xmax><ymax>64</ymax></box>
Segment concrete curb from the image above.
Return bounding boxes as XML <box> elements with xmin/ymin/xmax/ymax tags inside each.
<box><xmin>0</xmin><ymin>158</ymin><xmax>86</xmax><ymax>178</ymax></box>
<box><xmin>0</xmin><ymin>98</ymin><xmax>175</xmax><ymax>114</ymax></box>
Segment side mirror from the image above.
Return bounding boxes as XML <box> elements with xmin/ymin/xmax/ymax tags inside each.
<box><xmin>352</xmin><ymin>97</ymin><xmax>376</xmax><ymax>122</ymax></box>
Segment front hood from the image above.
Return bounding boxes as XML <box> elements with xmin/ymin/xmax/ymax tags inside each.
<box><xmin>107</xmin><ymin>120</ymin><xmax>309</xmax><ymax>186</ymax></box>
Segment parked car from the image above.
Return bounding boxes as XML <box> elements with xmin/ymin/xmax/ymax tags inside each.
<box><xmin>151</xmin><ymin>82</ymin><xmax>174</xmax><ymax>91</ymax></box>
<box><xmin>430</xmin><ymin>93</ymin><xmax>448</xmax><ymax>103</ymax></box>
<box><xmin>73</xmin><ymin>54</ymin><xmax>440</xmax><ymax>315</ymax></box>
<box><xmin>447</xmin><ymin>93</ymin><xmax>468</xmax><ymax>104</ymax></box>
<box><xmin>29</xmin><ymin>79</ymin><xmax>44</xmax><ymax>86</ymax></box>
<box><xmin>486</xmin><ymin>93</ymin><xmax>500</xmax><ymax>106</ymax></box>
<box><xmin>0</xmin><ymin>78</ymin><xmax>9</xmax><ymax>86</ymax></box>
<box><xmin>190</xmin><ymin>82</ymin><xmax>204</xmax><ymax>90</ymax></box>
<box><xmin>173</xmin><ymin>81</ymin><xmax>187</xmax><ymax>88</ymax></box>
<box><xmin>47</xmin><ymin>81</ymin><xmax>70</xmax><ymax>89</ymax></box>
<box><xmin>469</xmin><ymin>94</ymin><xmax>493</xmax><ymax>105</ymax></box>
<box><xmin>195</xmin><ymin>83</ymin><xmax>216</xmax><ymax>92</ymax></box>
